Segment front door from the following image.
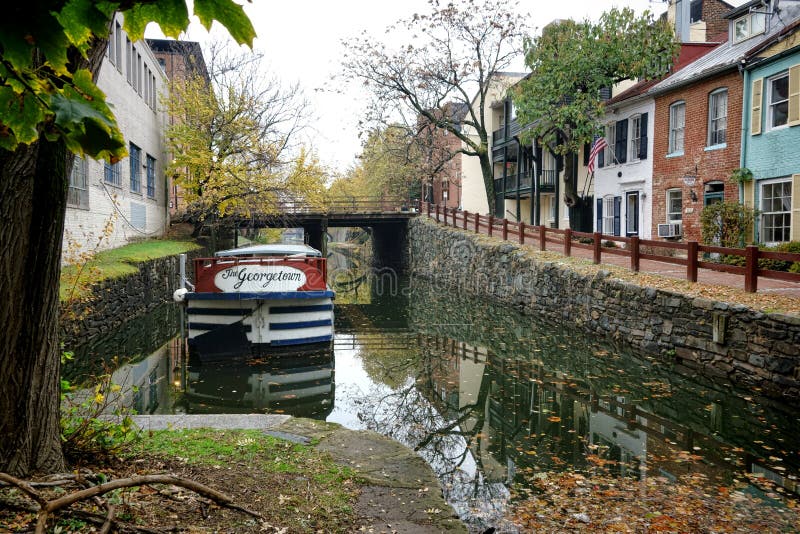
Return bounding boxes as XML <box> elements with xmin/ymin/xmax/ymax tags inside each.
<box><xmin>625</xmin><ymin>192</ymin><xmax>639</xmax><ymax>236</ymax></box>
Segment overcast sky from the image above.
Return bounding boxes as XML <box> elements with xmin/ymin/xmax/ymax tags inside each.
<box><xmin>148</xmin><ymin>1</ymin><xmax>683</xmax><ymax>174</ymax></box>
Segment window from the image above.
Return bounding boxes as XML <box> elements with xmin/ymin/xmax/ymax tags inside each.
<box><xmin>126</xmin><ymin>38</ymin><xmax>133</xmax><ymax>84</ymax></box>
<box><xmin>137</xmin><ymin>53</ymin><xmax>143</xmax><ymax>95</ymax></box>
<box><xmin>630</xmin><ymin>115</ymin><xmax>642</xmax><ymax>161</ymax></box>
<box><xmin>768</xmin><ymin>72</ymin><xmax>789</xmax><ymax>130</ymax></box>
<box><xmin>733</xmin><ymin>12</ymin><xmax>766</xmax><ymax>43</ymax></box>
<box><xmin>107</xmin><ymin>23</ymin><xmax>114</xmax><ymax>63</ymax></box>
<box><xmin>603</xmin><ymin>196</ymin><xmax>615</xmax><ymax>234</ymax></box>
<box><xmin>130</xmin><ymin>143</ymin><xmax>141</xmax><ymax>193</ymax></box>
<box><xmin>667</xmin><ymin>189</ymin><xmax>683</xmax><ymax>223</ymax></box>
<box><xmin>104</xmin><ymin>160</ymin><xmax>120</xmax><ymax>186</ymax></box>
<box><xmin>669</xmin><ymin>102</ymin><xmax>685</xmax><ymax>155</ymax></box>
<box><xmin>115</xmin><ymin>23</ymin><xmax>122</xmax><ymax>70</ymax></box>
<box><xmin>760</xmin><ymin>179</ymin><xmax>791</xmax><ymax>243</ymax></box>
<box><xmin>708</xmin><ymin>89</ymin><xmax>727</xmax><ymax>145</ymax></box>
<box><xmin>67</xmin><ymin>156</ymin><xmax>89</xmax><ymax>209</ymax></box>
<box><xmin>146</xmin><ymin>154</ymin><xmax>156</xmax><ymax>198</ymax></box>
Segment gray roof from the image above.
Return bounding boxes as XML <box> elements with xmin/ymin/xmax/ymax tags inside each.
<box><xmin>649</xmin><ymin>1</ymin><xmax>800</xmax><ymax>95</ymax></box>
<box><xmin>215</xmin><ymin>244</ymin><xmax>322</xmax><ymax>258</ymax></box>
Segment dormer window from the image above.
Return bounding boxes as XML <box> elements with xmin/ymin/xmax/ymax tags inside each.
<box><xmin>733</xmin><ymin>11</ymin><xmax>766</xmax><ymax>43</ymax></box>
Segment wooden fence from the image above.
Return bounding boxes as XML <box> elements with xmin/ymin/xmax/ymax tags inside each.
<box><xmin>421</xmin><ymin>202</ymin><xmax>800</xmax><ymax>293</ymax></box>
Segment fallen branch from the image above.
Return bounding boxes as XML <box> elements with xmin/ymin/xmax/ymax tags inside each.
<box><xmin>0</xmin><ymin>472</ymin><xmax>263</xmax><ymax>533</ymax></box>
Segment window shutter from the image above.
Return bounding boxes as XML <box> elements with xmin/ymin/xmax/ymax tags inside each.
<box><xmin>743</xmin><ymin>179</ymin><xmax>756</xmax><ymax>243</ymax></box>
<box><xmin>615</xmin><ymin>119</ymin><xmax>628</xmax><ymax>164</ymax></box>
<box><xmin>596</xmin><ymin>197</ymin><xmax>603</xmax><ymax>232</ymax></box>
<box><xmin>789</xmin><ymin>64</ymin><xmax>800</xmax><ymax>126</ymax></box>
<box><xmin>792</xmin><ymin>174</ymin><xmax>800</xmax><ymax>241</ymax></box>
<box><xmin>639</xmin><ymin>113</ymin><xmax>649</xmax><ymax>160</ymax></box>
<box><xmin>598</xmin><ymin>143</ymin><xmax>605</xmax><ymax>168</ymax></box>
<box><xmin>613</xmin><ymin>196</ymin><xmax>621</xmax><ymax>236</ymax></box>
<box><xmin>583</xmin><ymin>142</ymin><xmax>590</xmax><ymax>166</ymax></box>
<box><xmin>751</xmin><ymin>78</ymin><xmax>763</xmax><ymax>135</ymax></box>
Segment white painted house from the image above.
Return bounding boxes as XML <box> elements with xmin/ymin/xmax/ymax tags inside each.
<box><xmin>592</xmin><ymin>81</ymin><xmax>657</xmax><ymax>239</ymax></box>
<box><xmin>64</xmin><ymin>13</ymin><xmax>168</xmax><ymax>260</ymax></box>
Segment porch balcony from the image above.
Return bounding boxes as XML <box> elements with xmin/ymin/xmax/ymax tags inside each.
<box><xmin>539</xmin><ymin>169</ymin><xmax>557</xmax><ymax>192</ymax></box>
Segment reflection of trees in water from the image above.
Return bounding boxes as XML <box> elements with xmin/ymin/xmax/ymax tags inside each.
<box><xmin>348</xmin><ymin>280</ymin><xmax>800</xmax><ymax>526</ymax></box>
<box><xmin>349</xmin><ymin>335</ymin><xmax>512</xmax><ymax>530</ymax></box>
<box><xmin>328</xmin><ymin>227</ymin><xmax>374</xmax><ymax>304</ymax></box>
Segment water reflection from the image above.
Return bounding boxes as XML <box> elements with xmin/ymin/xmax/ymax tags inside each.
<box><xmin>67</xmin><ymin>255</ymin><xmax>800</xmax><ymax>532</ymax></box>
<box><xmin>183</xmin><ymin>347</ymin><xmax>334</xmax><ymax>419</ymax></box>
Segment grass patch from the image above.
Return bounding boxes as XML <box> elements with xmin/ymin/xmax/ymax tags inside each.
<box><xmin>60</xmin><ymin>239</ymin><xmax>200</xmax><ymax>302</ymax></box>
<box><xmin>126</xmin><ymin>429</ymin><xmax>360</xmax><ymax>531</ymax></box>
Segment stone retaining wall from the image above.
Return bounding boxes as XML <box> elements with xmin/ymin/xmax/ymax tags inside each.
<box><xmin>405</xmin><ymin>217</ymin><xmax>800</xmax><ymax>401</ymax></box>
<box><xmin>60</xmin><ymin>249</ymin><xmax>203</xmax><ymax>350</ymax></box>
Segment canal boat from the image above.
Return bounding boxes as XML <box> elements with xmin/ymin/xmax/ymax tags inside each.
<box><xmin>174</xmin><ymin>244</ymin><xmax>334</xmax><ymax>361</ymax></box>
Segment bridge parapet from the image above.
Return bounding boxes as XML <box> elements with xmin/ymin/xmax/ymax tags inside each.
<box><xmin>277</xmin><ymin>196</ymin><xmax>417</xmax><ymax>215</ymax></box>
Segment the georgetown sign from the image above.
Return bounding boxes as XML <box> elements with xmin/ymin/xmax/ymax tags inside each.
<box><xmin>214</xmin><ymin>265</ymin><xmax>307</xmax><ymax>292</ymax></box>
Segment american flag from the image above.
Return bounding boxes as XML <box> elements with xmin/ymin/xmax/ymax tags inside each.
<box><xmin>587</xmin><ymin>136</ymin><xmax>608</xmax><ymax>174</ymax></box>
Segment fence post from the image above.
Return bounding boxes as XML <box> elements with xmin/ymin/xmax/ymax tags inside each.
<box><xmin>475</xmin><ymin>213</ymin><xmax>480</xmax><ymax>234</ymax></box>
<box><xmin>488</xmin><ymin>215</ymin><xmax>494</xmax><ymax>237</ymax></box>
<box><xmin>564</xmin><ymin>228</ymin><xmax>572</xmax><ymax>257</ymax></box>
<box><xmin>539</xmin><ymin>225</ymin><xmax>546</xmax><ymax>252</ymax></box>
<box><xmin>426</xmin><ymin>201</ymin><xmax>431</xmax><ymax>217</ymax></box>
<box><xmin>519</xmin><ymin>221</ymin><xmax>525</xmax><ymax>244</ymax></box>
<box><xmin>687</xmin><ymin>241</ymin><xmax>698</xmax><ymax>283</ymax></box>
<box><xmin>502</xmin><ymin>219</ymin><xmax>509</xmax><ymax>240</ymax></box>
<box><xmin>435</xmin><ymin>204</ymin><xmax>440</xmax><ymax>222</ymax></box>
<box><xmin>593</xmin><ymin>232</ymin><xmax>602</xmax><ymax>264</ymax></box>
<box><xmin>463</xmin><ymin>210</ymin><xmax>469</xmax><ymax>230</ymax></box>
<box><xmin>745</xmin><ymin>245</ymin><xmax>758</xmax><ymax>293</ymax></box>
<box><xmin>630</xmin><ymin>236</ymin><xmax>640</xmax><ymax>272</ymax></box>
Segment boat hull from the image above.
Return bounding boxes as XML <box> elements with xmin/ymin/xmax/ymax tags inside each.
<box><xmin>185</xmin><ymin>290</ymin><xmax>334</xmax><ymax>361</ymax></box>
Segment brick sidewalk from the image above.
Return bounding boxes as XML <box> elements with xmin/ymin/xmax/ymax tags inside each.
<box><xmin>427</xmin><ymin>212</ymin><xmax>800</xmax><ymax>298</ymax></box>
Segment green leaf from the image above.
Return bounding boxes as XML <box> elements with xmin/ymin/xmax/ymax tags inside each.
<box><xmin>0</xmin><ymin>86</ymin><xmax>46</xmax><ymax>144</ymax></box>
<box><xmin>194</xmin><ymin>0</ymin><xmax>256</xmax><ymax>46</ymax></box>
<box><xmin>124</xmin><ymin>0</ymin><xmax>189</xmax><ymax>40</ymax></box>
<box><xmin>55</xmin><ymin>0</ymin><xmax>97</xmax><ymax>52</ymax></box>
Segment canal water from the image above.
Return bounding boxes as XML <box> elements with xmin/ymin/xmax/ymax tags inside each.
<box><xmin>65</xmin><ymin>235</ymin><xmax>800</xmax><ymax>532</ymax></box>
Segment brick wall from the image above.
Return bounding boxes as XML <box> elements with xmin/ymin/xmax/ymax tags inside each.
<box><xmin>430</xmin><ymin>130</ymin><xmax>463</xmax><ymax>209</ymax></box>
<box><xmin>703</xmin><ymin>0</ymin><xmax>731</xmax><ymax>42</ymax></box>
<box><xmin>652</xmin><ymin>69</ymin><xmax>743</xmax><ymax>242</ymax></box>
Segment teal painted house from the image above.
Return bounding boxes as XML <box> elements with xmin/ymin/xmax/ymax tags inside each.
<box><xmin>741</xmin><ymin>12</ymin><xmax>800</xmax><ymax>244</ymax></box>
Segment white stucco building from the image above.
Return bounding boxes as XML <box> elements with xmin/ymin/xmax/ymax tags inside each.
<box><xmin>593</xmin><ymin>82</ymin><xmax>656</xmax><ymax>239</ymax></box>
<box><xmin>64</xmin><ymin>13</ymin><xmax>169</xmax><ymax>260</ymax></box>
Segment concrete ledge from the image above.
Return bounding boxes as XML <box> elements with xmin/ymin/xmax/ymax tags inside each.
<box><xmin>130</xmin><ymin>413</ymin><xmax>291</xmax><ymax>431</ymax></box>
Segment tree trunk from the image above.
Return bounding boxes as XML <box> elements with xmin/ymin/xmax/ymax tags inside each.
<box><xmin>0</xmin><ymin>137</ymin><xmax>70</xmax><ymax>476</ymax></box>
<box><xmin>0</xmin><ymin>37</ymin><xmax>107</xmax><ymax>477</ymax></box>
<box><xmin>478</xmin><ymin>150</ymin><xmax>495</xmax><ymax>214</ymax></box>
<box><xmin>562</xmin><ymin>151</ymin><xmax>579</xmax><ymax>209</ymax></box>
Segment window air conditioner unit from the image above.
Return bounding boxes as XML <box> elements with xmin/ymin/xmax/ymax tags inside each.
<box><xmin>657</xmin><ymin>222</ymin><xmax>682</xmax><ymax>238</ymax></box>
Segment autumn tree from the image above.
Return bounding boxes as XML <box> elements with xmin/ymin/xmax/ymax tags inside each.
<box><xmin>341</xmin><ymin>0</ymin><xmax>527</xmax><ymax>212</ymax></box>
<box><xmin>513</xmin><ymin>8</ymin><xmax>677</xmax><ymax>221</ymax></box>
<box><xmin>167</xmin><ymin>45</ymin><xmax>324</xmax><ymax>236</ymax></box>
<box><xmin>0</xmin><ymin>0</ymin><xmax>254</xmax><ymax>476</ymax></box>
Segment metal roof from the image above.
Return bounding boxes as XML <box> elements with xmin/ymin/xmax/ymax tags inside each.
<box><xmin>649</xmin><ymin>2</ymin><xmax>800</xmax><ymax>95</ymax></box>
<box><xmin>214</xmin><ymin>244</ymin><xmax>322</xmax><ymax>258</ymax></box>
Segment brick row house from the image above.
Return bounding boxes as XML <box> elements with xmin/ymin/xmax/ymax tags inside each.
<box><xmin>590</xmin><ymin>0</ymin><xmax>800</xmax><ymax>246</ymax></box>
<box><xmin>63</xmin><ymin>14</ymin><xmax>206</xmax><ymax>258</ymax></box>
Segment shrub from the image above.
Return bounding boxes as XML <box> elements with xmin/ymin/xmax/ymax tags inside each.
<box><xmin>720</xmin><ymin>241</ymin><xmax>800</xmax><ymax>272</ymax></box>
<box><xmin>61</xmin><ymin>357</ymin><xmax>140</xmax><ymax>461</ymax></box>
<box><xmin>700</xmin><ymin>202</ymin><xmax>755</xmax><ymax>248</ymax></box>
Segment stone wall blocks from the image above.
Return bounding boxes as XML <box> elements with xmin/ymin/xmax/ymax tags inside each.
<box><xmin>407</xmin><ymin>218</ymin><xmax>799</xmax><ymax>400</ymax></box>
